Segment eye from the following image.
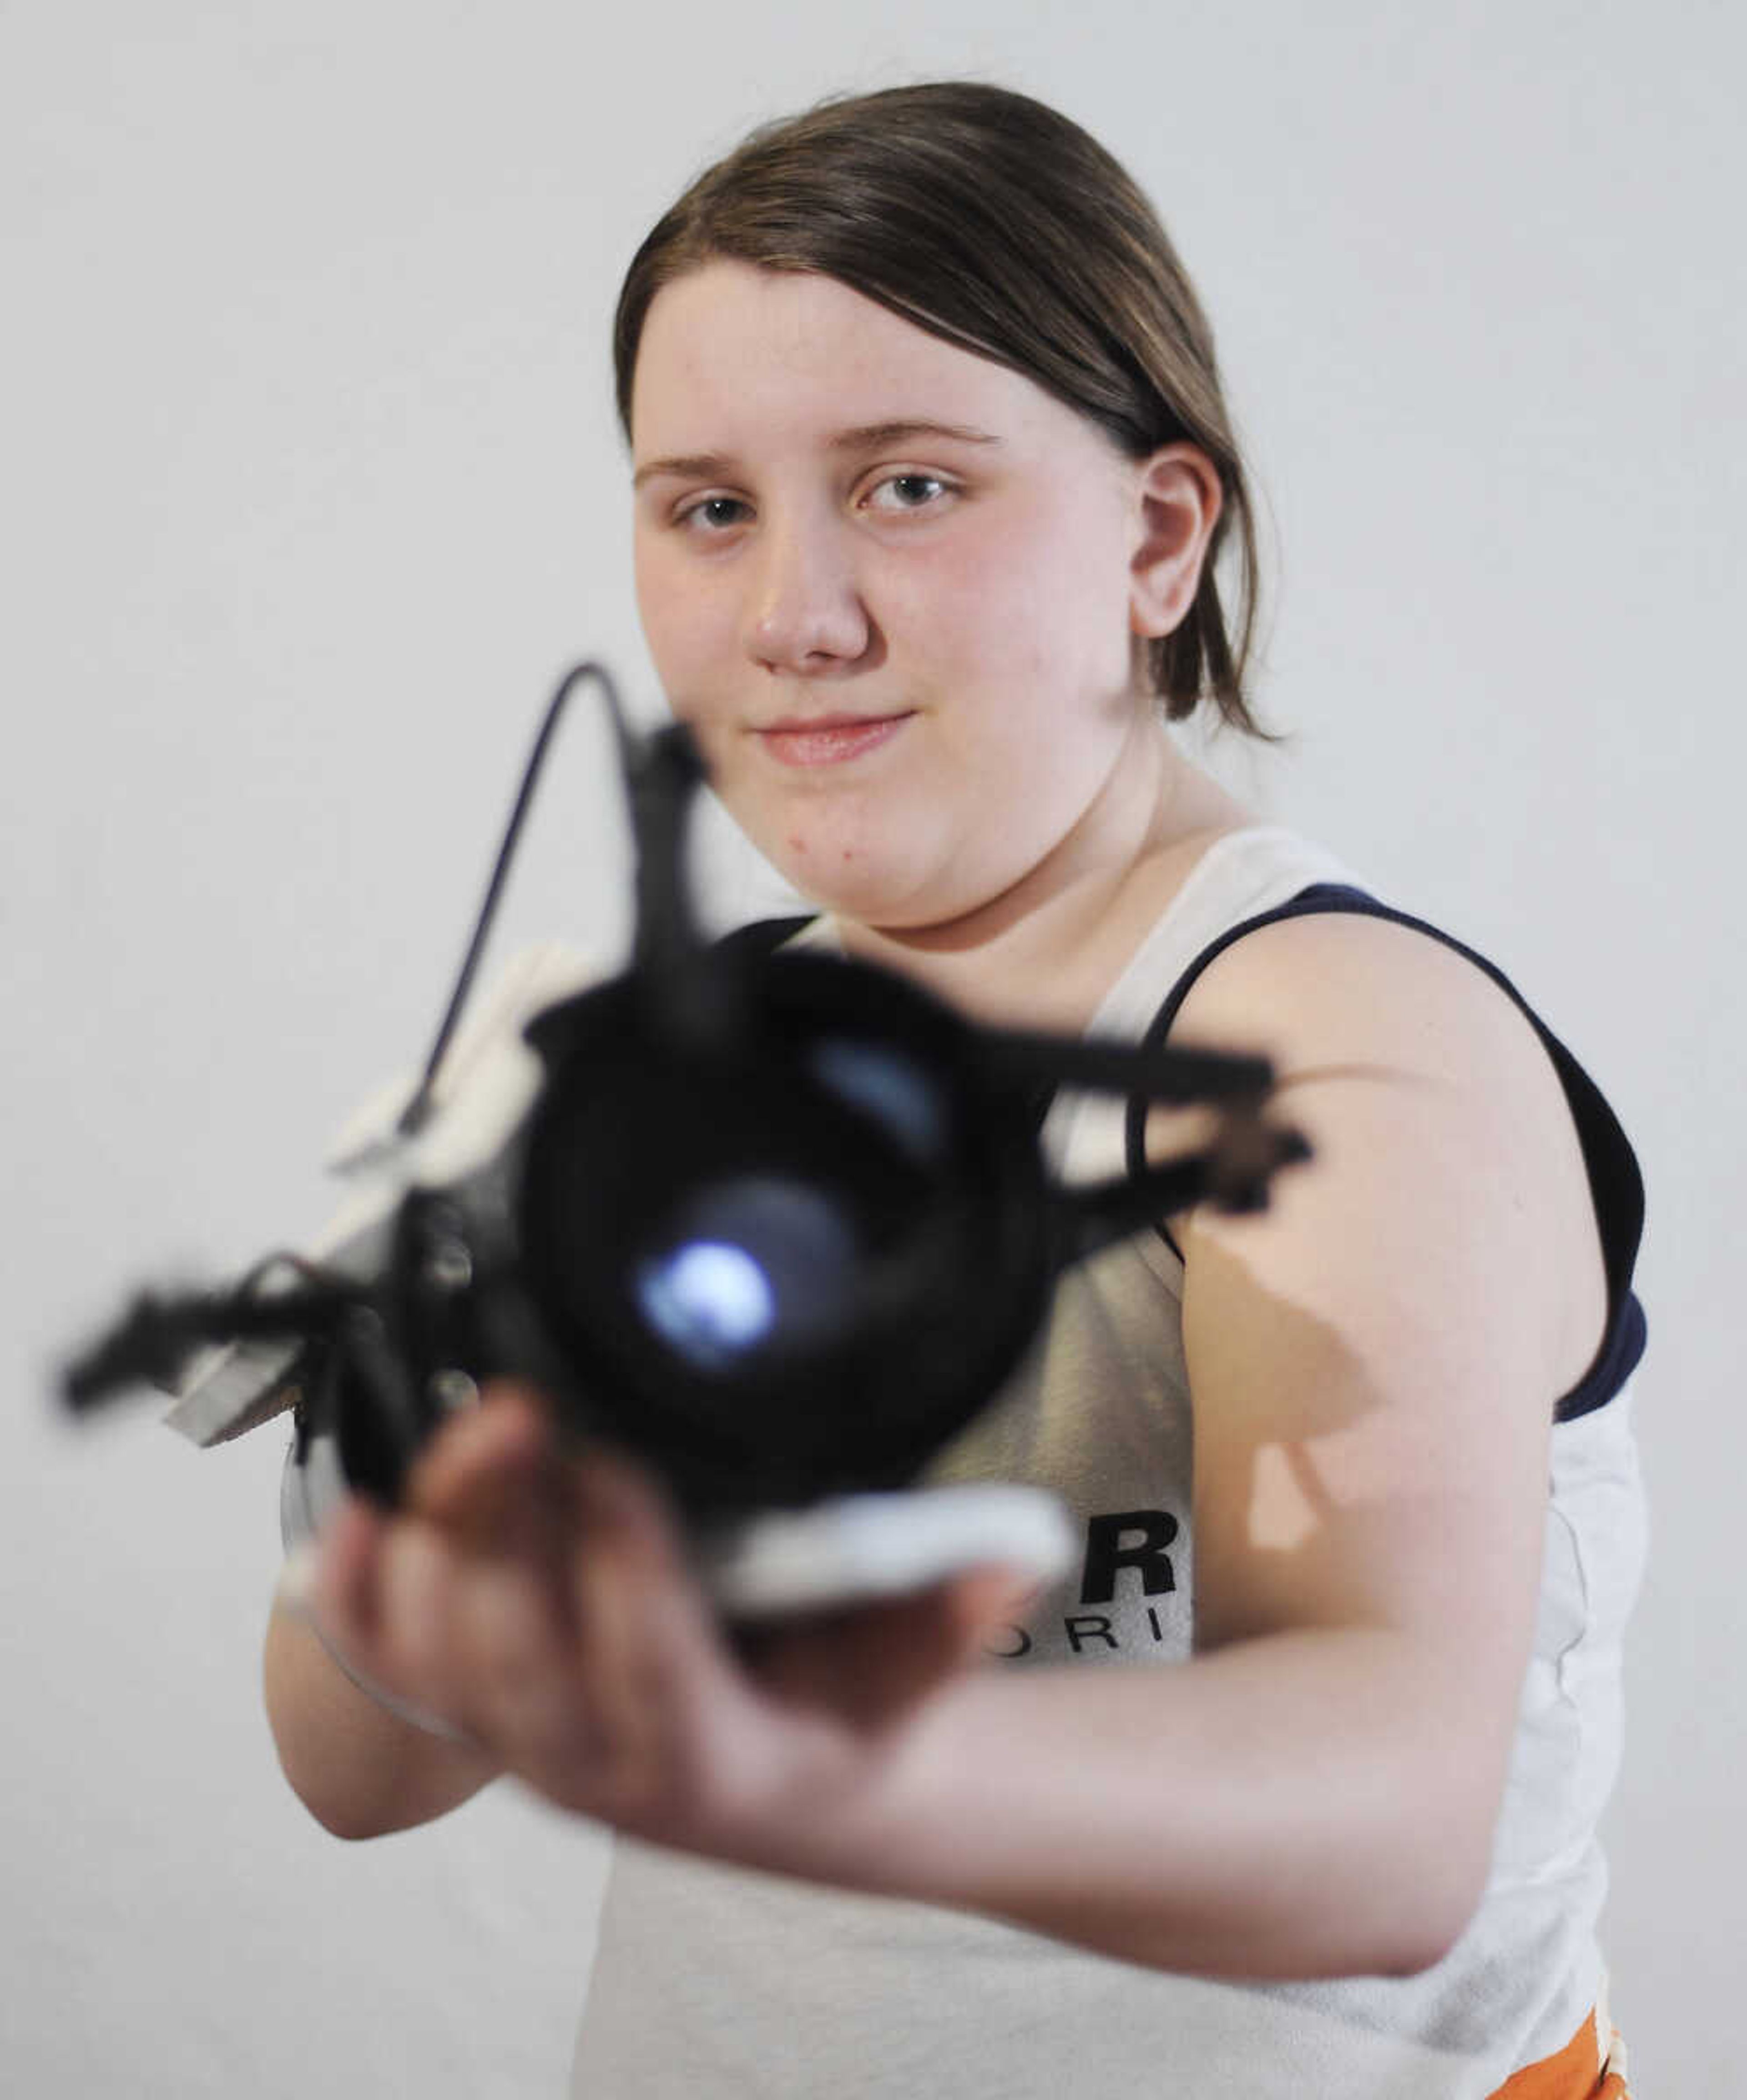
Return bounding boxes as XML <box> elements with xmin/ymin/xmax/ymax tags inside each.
<box><xmin>861</xmin><ymin>472</ymin><xmax>954</xmax><ymax>516</ymax></box>
<box><xmin>676</xmin><ymin>494</ymin><xmax>752</xmax><ymax>534</ymax></box>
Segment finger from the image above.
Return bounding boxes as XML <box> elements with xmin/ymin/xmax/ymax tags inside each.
<box><xmin>746</xmin><ymin>1563</ymin><xmax>1037</xmax><ymax>1725</ymax></box>
<box><xmin>369</xmin><ymin>1519</ymin><xmax>465</xmax><ymax>1717</ymax></box>
<box><xmin>303</xmin><ymin>1495</ymin><xmax>456</xmax><ymax>1725</ymax></box>
<box><xmin>572</xmin><ymin>1452</ymin><xmax>735</xmax><ymax>1678</ymax></box>
<box><xmin>565</xmin><ymin>1458</ymin><xmax>753</xmax><ymax>1812</ymax></box>
<box><xmin>404</xmin><ymin>1380</ymin><xmax>553</xmax><ymax>1509</ymax></box>
<box><xmin>571</xmin><ymin>1449</ymin><xmax>686</xmax><ymax>1573</ymax></box>
<box><xmin>414</xmin><ymin>1451</ymin><xmax>696</xmax><ymax>1799</ymax></box>
<box><xmin>939</xmin><ymin>1563</ymin><xmax>1042</xmax><ymax>1653</ymax></box>
<box><xmin>451</xmin><ymin>1552</ymin><xmax>590</xmax><ymax>1766</ymax></box>
<box><xmin>407</xmin><ymin>1385</ymin><xmax>571</xmax><ymax>1555</ymax></box>
<box><xmin>309</xmin><ymin>1493</ymin><xmax>389</xmax><ymax>1656</ymax></box>
<box><xmin>568</xmin><ymin>1460</ymin><xmax>688</xmax><ymax>1742</ymax></box>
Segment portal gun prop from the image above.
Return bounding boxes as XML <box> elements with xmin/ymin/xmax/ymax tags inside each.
<box><xmin>61</xmin><ymin>662</ymin><xmax>1312</xmax><ymax>1620</ymax></box>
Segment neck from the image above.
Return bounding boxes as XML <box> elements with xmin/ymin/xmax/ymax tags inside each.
<box><xmin>833</xmin><ymin>718</ymin><xmax>1256</xmax><ymax>1033</ymax></box>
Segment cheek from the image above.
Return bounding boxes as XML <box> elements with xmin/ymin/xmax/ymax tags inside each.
<box><xmin>633</xmin><ymin>555</ymin><xmax>745</xmax><ymax>743</ymax></box>
<box><xmin>632</xmin><ymin>539</ymin><xmax>696</xmax><ymax>676</ymax></box>
<box><xmin>919</xmin><ymin>506</ymin><xmax>1134</xmax><ymax>686</ymax></box>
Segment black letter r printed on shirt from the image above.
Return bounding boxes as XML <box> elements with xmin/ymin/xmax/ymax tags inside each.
<box><xmin>1079</xmin><ymin>1510</ymin><xmax>1180</xmax><ymax>1605</ymax></box>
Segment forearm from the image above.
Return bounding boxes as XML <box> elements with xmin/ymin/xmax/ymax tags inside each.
<box><xmin>263</xmin><ymin>1604</ymin><xmax>500</xmax><ymax>1839</ymax></box>
<box><xmin>782</xmin><ymin>1626</ymin><xmax>1500</xmax><ymax>1980</ymax></box>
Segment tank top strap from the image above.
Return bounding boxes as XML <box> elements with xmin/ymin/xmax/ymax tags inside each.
<box><xmin>1103</xmin><ymin>831</ymin><xmax>1647</xmax><ymax>1425</ymax></box>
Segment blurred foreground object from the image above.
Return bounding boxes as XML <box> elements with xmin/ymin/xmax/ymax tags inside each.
<box><xmin>61</xmin><ymin>663</ymin><xmax>1310</xmax><ymax>1605</ymax></box>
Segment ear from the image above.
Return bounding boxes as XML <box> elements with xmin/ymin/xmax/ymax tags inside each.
<box><xmin>1128</xmin><ymin>444</ymin><xmax>1224</xmax><ymax>639</ymax></box>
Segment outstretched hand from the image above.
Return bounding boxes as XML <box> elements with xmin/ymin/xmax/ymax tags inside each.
<box><xmin>306</xmin><ymin>1383</ymin><xmax>1031</xmax><ymax>1877</ymax></box>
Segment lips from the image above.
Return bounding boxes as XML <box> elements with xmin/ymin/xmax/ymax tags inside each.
<box><xmin>753</xmin><ymin>711</ymin><xmax>914</xmax><ymax>768</ymax></box>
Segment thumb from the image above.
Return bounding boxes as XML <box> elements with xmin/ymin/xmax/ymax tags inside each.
<box><xmin>937</xmin><ymin>1562</ymin><xmax>1040</xmax><ymax>1657</ymax></box>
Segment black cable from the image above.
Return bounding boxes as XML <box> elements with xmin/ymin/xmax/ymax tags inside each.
<box><xmin>396</xmin><ymin>661</ymin><xmax>628</xmax><ymax>1137</ymax></box>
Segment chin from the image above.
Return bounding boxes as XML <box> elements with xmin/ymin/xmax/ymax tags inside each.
<box><xmin>767</xmin><ymin>848</ymin><xmax>933</xmax><ymax>930</ymax></box>
<box><xmin>781</xmin><ymin>866</ymin><xmax>904</xmax><ymax>925</ymax></box>
<box><xmin>734</xmin><ymin>806</ymin><xmax>906</xmax><ymax>919</ymax></box>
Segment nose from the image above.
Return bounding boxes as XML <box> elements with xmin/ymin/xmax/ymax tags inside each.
<box><xmin>743</xmin><ymin>516</ymin><xmax>871</xmax><ymax>674</ymax></box>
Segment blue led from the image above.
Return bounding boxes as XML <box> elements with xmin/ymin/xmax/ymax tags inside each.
<box><xmin>636</xmin><ymin>1240</ymin><xmax>778</xmax><ymax>1367</ymax></box>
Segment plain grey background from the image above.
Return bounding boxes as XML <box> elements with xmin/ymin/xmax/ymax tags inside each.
<box><xmin>4</xmin><ymin>2</ymin><xmax>1741</xmax><ymax>2092</ymax></box>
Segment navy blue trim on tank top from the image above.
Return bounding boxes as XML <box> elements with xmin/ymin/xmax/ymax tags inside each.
<box><xmin>714</xmin><ymin>915</ymin><xmax>817</xmax><ymax>961</ymax></box>
<box><xmin>1121</xmin><ymin>882</ymin><xmax>1647</xmax><ymax>1424</ymax></box>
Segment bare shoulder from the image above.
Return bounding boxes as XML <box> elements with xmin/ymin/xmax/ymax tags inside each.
<box><xmin>1171</xmin><ymin>906</ymin><xmax>1561</xmax><ymax>1101</ymax></box>
<box><xmin>1156</xmin><ymin>904</ymin><xmax>1609</xmax><ymax>1465</ymax></box>
<box><xmin>1152</xmin><ymin>907</ymin><xmax>1590</xmax><ymax>1226</ymax></box>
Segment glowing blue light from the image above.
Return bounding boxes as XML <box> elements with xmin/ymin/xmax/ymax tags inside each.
<box><xmin>636</xmin><ymin>1239</ymin><xmax>778</xmax><ymax>1367</ymax></box>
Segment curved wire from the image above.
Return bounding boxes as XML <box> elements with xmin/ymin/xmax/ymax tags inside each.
<box><xmin>395</xmin><ymin>661</ymin><xmax>629</xmax><ymax>1136</ymax></box>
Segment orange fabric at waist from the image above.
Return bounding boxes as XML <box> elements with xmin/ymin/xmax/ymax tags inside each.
<box><xmin>1490</xmin><ymin>2005</ymin><xmax>1631</xmax><ymax>2100</ymax></box>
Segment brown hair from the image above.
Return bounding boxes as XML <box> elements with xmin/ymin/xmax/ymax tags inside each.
<box><xmin>614</xmin><ymin>81</ymin><xmax>1279</xmax><ymax>742</ymax></box>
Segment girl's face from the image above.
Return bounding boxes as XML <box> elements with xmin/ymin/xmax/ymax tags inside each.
<box><xmin>629</xmin><ymin>261</ymin><xmax>1173</xmax><ymax>932</ymax></box>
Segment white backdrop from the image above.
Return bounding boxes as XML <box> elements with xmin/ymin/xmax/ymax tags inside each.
<box><xmin>4</xmin><ymin>3</ymin><xmax>1741</xmax><ymax>2093</ymax></box>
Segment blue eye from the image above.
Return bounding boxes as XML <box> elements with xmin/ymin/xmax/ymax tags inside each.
<box><xmin>682</xmin><ymin>495</ymin><xmax>750</xmax><ymax>532</ymax></box>
<box><xmin>872</xmin><ymin>473</ymin><xmax>947</xmax><ymax>511</ymax></box>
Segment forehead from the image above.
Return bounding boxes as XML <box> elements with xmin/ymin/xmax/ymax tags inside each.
<box><xmin>629</xmin><ymin>260</ymin><xmax>1062</xmax><ymax>457</ymax></box>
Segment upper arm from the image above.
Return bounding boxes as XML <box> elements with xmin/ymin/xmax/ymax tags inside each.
<box><xmin>1158</xmin><ymin>912</ymin><xmax>1588</xmax><ymax>1785</ymax></box>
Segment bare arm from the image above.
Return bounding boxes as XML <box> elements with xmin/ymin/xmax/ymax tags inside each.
<box><xmin>263</xmin><ymin>1529</ymin><xmax>500</xmax><ymax>1839</ymax></box>
<box><xmin>767</xmin><ymin>1626</ymin><xmax>1491</xmax><ymax>1978</ymax></box>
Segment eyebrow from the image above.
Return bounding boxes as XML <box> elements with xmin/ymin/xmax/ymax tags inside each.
<box><xmin>631</xmin><ymin>419</ymin><xmax>1001</xmax><ymax>489</ymax></box>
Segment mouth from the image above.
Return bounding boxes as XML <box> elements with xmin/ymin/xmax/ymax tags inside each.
<box><xmin>752</xmin><ymin>711</ymin><xmax>915</xmax><ymax>769</ymax></box>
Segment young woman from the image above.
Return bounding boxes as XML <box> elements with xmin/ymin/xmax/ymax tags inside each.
<box><xmin>264</xmin><ymin>83</ymin><xmax>1645</xmax><ymax>2099</ymax></box>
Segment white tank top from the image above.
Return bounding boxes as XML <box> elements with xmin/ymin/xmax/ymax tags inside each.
<box><xmin>571</xmin><ymin>826</ymin><xmax>1649</xmax><ymax>2100</ymax></box>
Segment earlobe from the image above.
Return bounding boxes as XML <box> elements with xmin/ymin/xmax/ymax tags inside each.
<box><xmin>1128</xmin><ymin>445</ymin><xmax>1223</xmax><ymax>639</ymax></box>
